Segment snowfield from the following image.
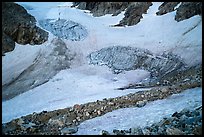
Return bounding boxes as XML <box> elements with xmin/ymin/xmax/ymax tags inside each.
<box><xmin>2</xmin><ymin>1</ymin><xmax>202</xmax><ymax>126</ymax></box>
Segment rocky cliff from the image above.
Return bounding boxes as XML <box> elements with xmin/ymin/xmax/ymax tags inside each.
<box><xmin>2</xmin><ymin>2</ymin><xmax>48</xmax><ymax>55</ymax></box>
<box><xmin>75</xmin><ymin>2</ymin><xmax>202</xmax><ymax>26</ymax></box>
<box><xmin>156</xmin><ymin>2</ymin><xmax>202</xmax><ymax>22</ymax></box>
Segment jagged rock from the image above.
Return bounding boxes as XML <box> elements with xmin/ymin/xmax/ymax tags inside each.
<box><xmin>136</xmin><ymin>100</ymin><xmax>147</xmax><ymax>108</ymax></box>
<box><xmin>48</xmin><ymin>118</ymin><xmax>64</xmax><ymax>127</ymax></box>
<box><xmin>2</xmin><ymin>32</ymin><xmax>15</xmax><ymax>55</ymax></box>
<box><xmin>113</xmin><ymin>129</ymin><xmax>125</xmax><ymax>135</ymax></box>
<box><xmin>76</xmin><ymin>2</ymin><xmax>202</xmax><ymax>26</ymax></box>
<box><xmin>175</xmin><ymin>2</ymin><xmax>202</xmax><ymax>22</ymax></box>
<box><xmin>192</xmin><ymin>126</ymin><xmax>202</xmax><ymax>135</ymax></box>
<box><xmin>61</xmin><ymin>126</ymin><xmax>78</xmax><ymax>135</ymax></box>
<box><xmin>101</xmin><ymin>130</ymin><xmax>110</xmax><ymax>135</ymax></box>
<box><xmin>75</xmin><ymin>2</ymin><xmax>152</xmax><ymax>26</ymax></box>
<box><xmin>118</xmin><ymin>2</ymin><xmax>152</xmax><ymax>26</ymax></box>
<box><xmin>39</xmin><ymin>19</ymin><xmax>88</xmax><ymax>41</ymax></box>
<box><xmin>155</xmin><ymin>2</ymin><xmax>202</xmax><ymax>22</ymax></box>
<box><xmin>75</xmin><ymin>2</ymin><xmax>130</xmax><ymax>17</ymax></box>
<box><xmin>131</xmin><ymin>127</ymin><xmax>144</xmax><ymax>135</ymax></box>
<box><xmin>2</xmin><ymin>2</ymin><xmax>48</xmax><ymax>55</ymax></box>
<box><xmin>166</xmin><ymin>127</ymin><xmax>184</xmax><ymax>135</ymax></box>
<box><xmin>156</xmin><ymin>2</ymin><xmax>180</xmax><ymax>15</ymax></box>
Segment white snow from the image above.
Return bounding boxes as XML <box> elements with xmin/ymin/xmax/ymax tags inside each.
<box><xmin>2</xmin><ymin>2</ymin><xmax>202</xmax><ymax>125</ymax></box>
<box><xmin>75</xmin><ymin>87</ymin><xmax>202</xmax><ymax>135</ymax></box>
<box><xmin>2</xmin><ymin>65</ymin><xmax>151</xmax><ymax>123</ymax></box>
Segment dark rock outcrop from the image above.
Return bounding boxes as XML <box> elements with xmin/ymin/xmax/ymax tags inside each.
<box><xmin>75</xmin><ymin>2</ymin><xmax>202</xmax><ymax>26</ymax></box>
<box><xmin>75</xmin><ymin>2</ymin><xmax>130</xmax><ymax>17</ymax></box>
<box><xmin>156</xmin><ymin>2</ymin><xmax>180</xmax><ymax>15</ymax></box>
<box><xmin>118</xmin><ymin>2</ymin><xmax>152</xmax><ymax>26</ymax></box>
<box><xmin>75</xmin><ymin>2</ymin><xmax>152</xmax><ymax>26</ymax></box>
<box><xmin>175</xmin><ymin>2</ymin><xmax>202</xmax><ymax>22</ymax></box>
<box><xmin>156</xmin><ymin>2</ymin><xmax>202</xmax><ymax>22</ymax></box>
<box><xmin>2</xmin><ymin>2</ymin><xmax>48</xmax><ymax>55</ymax></box>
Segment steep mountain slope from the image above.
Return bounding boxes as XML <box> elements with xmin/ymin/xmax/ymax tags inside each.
<box><xmin>2</xmin><ymin>2</ymin><xmax>202</xmax><ymax>135</ymax></box>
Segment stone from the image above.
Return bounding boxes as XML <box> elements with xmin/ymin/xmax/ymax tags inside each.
<box><xmin>48</xmin><ymin>118</ymin><xmax>64</xmax><ymax>127</ymax></box>
<box><xmin>101</xmin><ymin>130</ymin><xmax>110</xmax><ymax>135</ymax></box>
<box><xmin>142</xmin><ymin>128</ymin><xmax>151</xmax><ymax>135</ymax></box>
<box><xmin>161</xmin><ymin>88</ymin><xmax>168</xmax><ymax>93</ymax></box>
<box><xmin>192</xmin><ymin>126</ymin><xmax>202</xmax><ymax>135</ymax></box>
<box><xmin>73</xmin><ymin>104</ymin><xmax>81</xmax><ymax>110</ymax></box>
<box><xmin>97</xmin><ymin>110</ymin><xmax>101</xmax><ymax>115</ymax></box>
<box><xmin>185</xmin><ymin>117</ymin><xmax>195</xmax><ymax>125</ymax></box>
<box><xmin>85</xmin><ymin>112</ymin><xmax>90</xmax><ymax>117</ymax></box>
<box><xmin>113</xmin><ymin>129</ymin><xmax>125</xmax><ymax>135</ymax></box>
<box><xmin>61</xmin><ymin>126</ymin><xmax>78</xmax><ymax>135</ymax></box>
<box><xmin>136</xmin><ymin>100</ymin><xmax>147</xmax><ymax>108</ymax></box>
<box><xmin>17</xmin><ymin>118</ymin><xmax>25</xmax><ymax>125</ymax></box>
<box><xmin>23</xmin><ymin>122</ymin><xmax>36</xmax><ymax>129</ymax></box>
<box><xmin>131</xmin><ymin>127</ymin><xmax>144</xmax><ymax>135</ymax></box>
<box><xmin>166</xmin><ymin>127</ymin><xmax>184</xmax><ymax>135</ymax></box>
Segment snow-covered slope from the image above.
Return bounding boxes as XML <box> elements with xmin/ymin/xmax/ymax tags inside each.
<box><xmin>2</xmin><ymin>2</ymin><xmax>202</xmax><ymax>124</ymax></box>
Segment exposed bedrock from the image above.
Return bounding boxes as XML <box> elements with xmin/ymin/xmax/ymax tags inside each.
<box><xmin>2</xmin><ymin>2</ymin><xmax>48</xmax><ymax>55</ymax></box>
<box><xmin>175</xmin><ymin>2</ymin><xmax>202</xmax><ymax>22</ymax></box>
<box><xmin>74</xmin><ymin>2</ymin><xmax>152</xmax><ymax>26</ymax></box>
<box><xmin>75</xmin><ymin>2</ymin><xmax>130</xmax><ymax>16</ymax></box>
<box><xmin>75</xmin><ymin>2</ymin><xmax>202</xmax><ymax>26</ymax></box>
<box><xmin>156</xmin><ymin>2</ymin><xmax>180</xmax><ymax>15</ymax></box>
<box><xmin>156</xmin><ymin>2</ymin><xmax>202</xmax><ymax>22</ymax></box>
<box><xmin>118</xmin><ymin>2</ymin><xmax>152</xmax><ymax>26</ymax></box>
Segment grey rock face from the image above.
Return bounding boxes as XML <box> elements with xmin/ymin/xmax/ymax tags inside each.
<box><xmin>156</xmin><ymin>2</ymin><xmax>202</xmax><ymax>22</ymax></box>
<box><xmin>118</xmin><ymin>2</ymin><xmax>152</xmax><ymax>26</ymax></box>
<box><xmin>39</xmin><ymin>19</ymin><xmax>88</xmax><ymax>41</ymax></box>
<box><xmin>156</xmin><ymin>2</ymin><xmax>180</xmax><ymax>15</ymax></box>
<box><xmin>175</xmin><ymin>2</ymin><xmax>202</xmax><ymax>22</ymax></box>
<box><xmin>75</xmin><ymin>2</ymin><xmax>202</xmax><ymax>26</ymax></box>
<box><xmin>75</xmin><ymin>2</ymin><xmax>152</xmax><ymax>26</ymax></box>
<box><xmin>88</xmin><ymin>46</ymin><xmax>185</xmax><ymax>78</ymax></box>
<box><xmin>2</xmin><ymin>38</ymin><xmax>76</xmax><ymax>101</ymax></box>
<box><xmin>75</xmin><ymin>2</ymin><xmax>130</xmax><ymax>17</ymax></box>
<box><xmin>2</xmin><ymin>2</ymin><xmax>48</xmax><ymax>55</ymax></box>
<box><xmin>61</xmin><ymin>127</ymin><xmax>78</xmax><ymax>135</ymax></box>
<box><xmin>2</xmin><ymin>32</ymin><xmax>15</xmax><ymax>55</ymax></box>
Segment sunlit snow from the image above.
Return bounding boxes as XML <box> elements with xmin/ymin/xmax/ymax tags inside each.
<box><xmin>2</xmin><ymin>2</ymin><xmax>202</xmax><ymax>125</ymax></box>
